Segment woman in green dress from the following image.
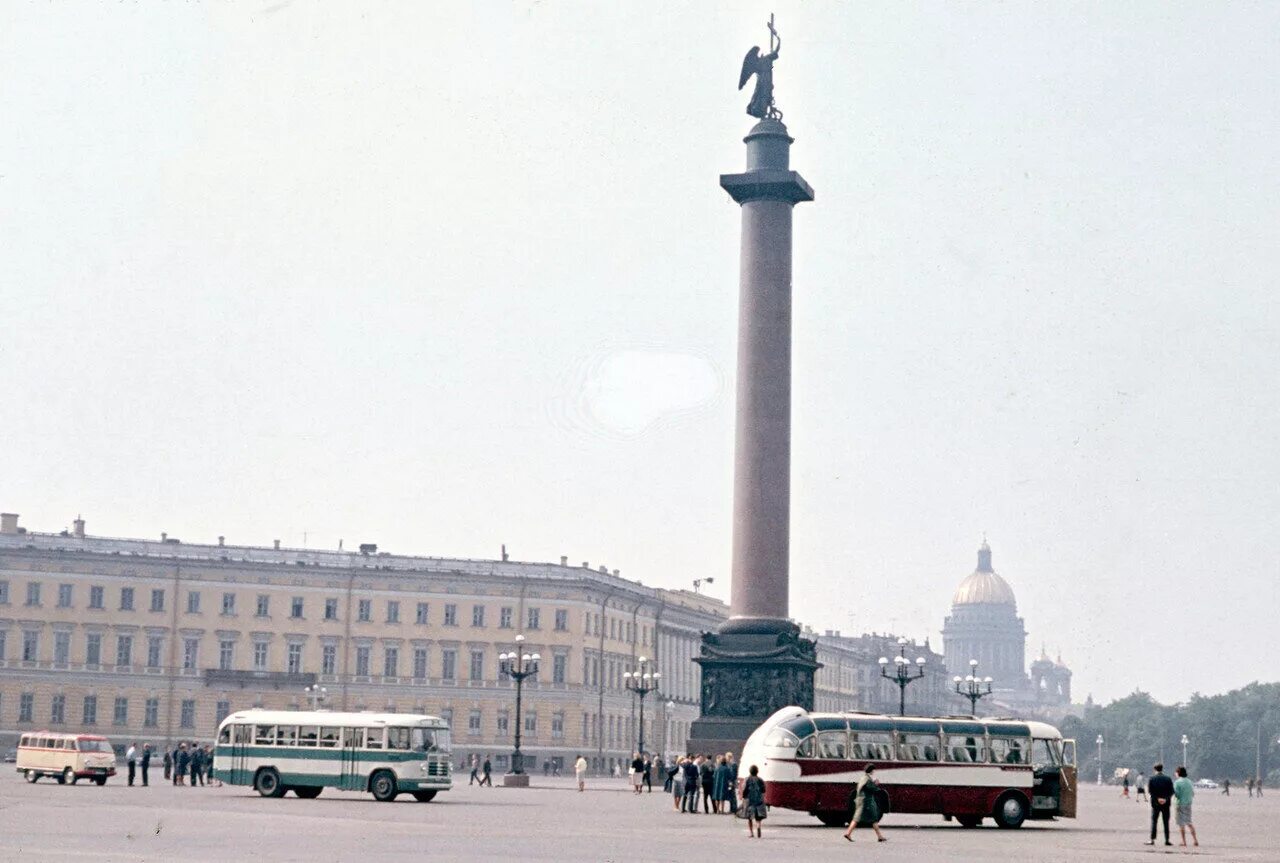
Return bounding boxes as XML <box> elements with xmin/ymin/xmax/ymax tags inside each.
<box><xmin>842</xmin><ymin>764</ymin><xmax>887</xmax><ymax>843</ymax></box>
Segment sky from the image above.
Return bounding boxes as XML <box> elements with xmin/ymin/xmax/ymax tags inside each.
<box><xmin>2</xmin><ymin>2</ymin><xmax>1278</xmax><ymax>705</ymax></box>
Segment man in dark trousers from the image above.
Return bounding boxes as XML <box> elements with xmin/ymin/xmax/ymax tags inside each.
<box><xmin>699</xmin><ymin>754</ymin><xmax>715</xmax><ymax>813</ymax></box>
<box><xmin>479</xmin><ymin>755</ymin><xmax>492</xmax><ymax>787</ymax></box>
<box><xmin>140</xmin><ymin>743</ymin><xmax>152</xmax><ymax>787</ymax></box>
<box><xmin>125</xmin><ymin>742</ymin><xmax>137</xmax><ymax>786</ymax></box>
<box><xmin>1146</xmin><ymin>763</ymin><xmax>1175</xmax><ymax>846</ymax></box>
<box><xmin>681</xmin><ymin>757</ymin><xmax>700</xmax><ymax>813</ymax></box>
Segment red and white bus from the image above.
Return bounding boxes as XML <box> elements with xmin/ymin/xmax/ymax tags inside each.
<box><xmin>740</xmin><ymin>707</ymin><xmax>1076</xmax><ymax>829</ymax></box>
<box><xmin>16</xmin><ymin>732</ymin><xmax>117</xmax><ymax>785</ymax></box>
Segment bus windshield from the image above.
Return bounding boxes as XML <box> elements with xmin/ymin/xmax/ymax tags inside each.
<box><xmin>77</xmin><ymin>739</ymin><xmax>113</xmax><ymax>753</ymax></box>
<box><xmin>412</xmin><ymin>727</ymin><xmax>450</xmax><ymax>752</ymax></box>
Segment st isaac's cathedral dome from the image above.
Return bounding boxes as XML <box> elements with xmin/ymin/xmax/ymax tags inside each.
<box><xmin>950</xmin><ymin>541</ymin><xmax>1017</xmax><ymax>607</ymax></box>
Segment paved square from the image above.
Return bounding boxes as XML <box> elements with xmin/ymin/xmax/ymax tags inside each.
<box><xmin>0</xmin><ymin>770</ymin><xmax>1271</xmax><ymax>861</ymax></box>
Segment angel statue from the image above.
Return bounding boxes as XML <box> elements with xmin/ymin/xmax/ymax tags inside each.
<box><xmin>739</xmin><ymin>14</ymin><xmax>782</xmax><ymax>120</ymax></box>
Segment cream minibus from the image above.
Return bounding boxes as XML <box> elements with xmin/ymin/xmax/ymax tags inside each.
<box><xmin>16</xmin><ymin>732</ymin><xmax>118</xmax><ymax>785</ymax></box>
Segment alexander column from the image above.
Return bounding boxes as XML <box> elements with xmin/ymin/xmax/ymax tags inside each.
<box><xmin>689</xmin><ymin>16</ymin><xmax>820</xmax><ymax>756</ymax></box>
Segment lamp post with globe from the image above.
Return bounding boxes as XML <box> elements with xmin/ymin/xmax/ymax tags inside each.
<box><xmin>1181</xmin><ymin>734</ymin><xmax>1189</xmax><ymax>768</ymax></box>
<box><xmin>498</xmin><ymin>634</ymin><xmax>540</xmax><ymax>780</ymax></box>
<box><xmin>1096</xmin><ymin>734</ymin><xmax>1104</xmax><ymax>785</ymax></box>
<box><xmin>304</xmin><ymin>684</ymin><xmax>327</xmax><ymax>710</ymax></box>
<box><xmin>878</xmin><ymin>638</ymin><xmax>927</xmax><ymax>717</ymax></box>
<box><xmin>953</xmin><ymin>659</ymin><xmax>993</xmax><ymax>715</ymax></box>
<box><xmin>623</xmin><ymin>657</ymin><xmax>661</xmax><ymax>756</ymax></box>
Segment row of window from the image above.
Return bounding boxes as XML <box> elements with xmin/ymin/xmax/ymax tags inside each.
<box><xmin>2</xmin><ymin>692</ymin><xmax>224</xmax><ymax>730</ymax></box>
<box><xmin>583</xmin><ymin>611</ymin><xmax>653</xmax><ymax>647</ymax></box>
<box><xmin>796</xmin><ymin>730</ymin><xmax>1037</xmax><ymax>765</ymax></box>
<box><xmin>0</xmin><ymin>581</ymin><xmax>572</xmax><ymax>631</ymax></box>
<box><xmin>0</xmin><ymin>631</ymin><xmax>572</xmax><ymax>683</ymax></box>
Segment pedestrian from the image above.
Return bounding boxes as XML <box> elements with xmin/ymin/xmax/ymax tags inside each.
<box><xmin>725</xmin><ymin>752</ymin><xmax>739</xmax><ymax>815</ymax></box>
<box><xmin>741</xmin><ymin>764</ymin><xmax>767</xmax><ymax>839</ymax></box>
<box><xmin>141</xmin><ymin>743</ymin><xmax>152</xmax><ymax>787</ymax></box>
<box><xmin>163</xmin><ymin>748</ymin><xmax>172</xmax><ymax>781</ymax></box>
<box><xmin>469</xmin><ymin>754</ymin><xmax>479</xmax><ymax>785</ymax></box>
<box><xmin>1256</xmin><ymin>776</ymin><xmax>1264</xmax><ymax>797</ymax></box>
<box><xmin>700</xmin><ymin>754</ymin><xmax>715</xmax><ymax>813</ymax></box>
<box><xmin>190</xmin><ymin>743</ymin><xmax>204</xmax><ymax>786</ymax></box>
<box><xmin>713</xmin><ymin>755</ymin><xmax>731</xmax><ymax>813</ymax></box>
<box><xmin>480</xmin><ymin>755</ymin><xmax>492</xmax><ymax>787</ymax></box>
<box><xmin>1247</xmin><ymin>776</ymin><xmax>1254</xmax><ymax>797</ymax></box>
<box><xmin>630</xmin><ymin>752</ymin><xmax>645</xmax><ymax>795</ymax></box>
<box><xmin>642</xmin><ymin>753</ymin><xmax>652</xmax><ymax>792</ymax></box>
<box><xmin>681</xmin><ymin>756</ymin><xmax>700</xmax><ymax>813</ymax></box>
<box><xmin>1173</xmin><ymin>766</ymin><xmax>1200</xmax><ymax>847</ymax></box>
<box><xmin>1146</xmin><ymin>762</ymin><xmax>1174</xmax><ymax>847</ymax></box>
<box><xmin>842</xmin><ymin>764</ymin><xmax>887</xmax><ymax>843</ymax></box>
<box><xmin>126</xmin><ymin>742</ymin><xmax>138</xmax><ymax>787</ymax></box>
<box><xmin>670</xmin><ymin>758</ymin><xmax>684</xmax><ymax>811</ymax></box>
<box><xmin>1122</xmin><ymin>772</ymin><xmax>1130</xmax><ymax>798</ymax></box>
<box><xmin>575</xmin><ymin>754</ymin><xmax>588</xmax><ymax>792</ymax></box>
<box><xmin>205</xmin><ymin>745</ymin><xmax>219</xmax><ymax>786</ymax></box>
<box><xmin>1136</xmin><ymin>771</ymin><xmax>1147</xmax><ymax>802</ymax></box>
<box><xmin>176</xmin><ymin>743</ymin><xmax>190</xmax><ymax>787</ymax></box>
<box><xmin>1222</xmin><ymin>778</ymin><xmax>1230</xmax><ymax>795</ymax></box>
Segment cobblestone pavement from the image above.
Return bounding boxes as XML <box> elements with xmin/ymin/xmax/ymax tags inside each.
<box><xmin>0</xmin><ymin>770</ymin><xmax>1272</xmax><ymax>861</ymax></box>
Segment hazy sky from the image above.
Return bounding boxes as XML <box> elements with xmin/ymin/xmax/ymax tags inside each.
<box><xmin>3</xmin><ymin>3</ymin><xmax>1278</xmax><ymax>704</ymax></box>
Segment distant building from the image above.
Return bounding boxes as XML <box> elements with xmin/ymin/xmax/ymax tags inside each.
<box><xmin>811</xmin><ymin>630</ymin><xmax>950</xmax><ymax>717</ymax></box>
<box><xmin>941</xmin><ymin>540</ymin><xmax>1072</xmax><ymax>713</ymax></box>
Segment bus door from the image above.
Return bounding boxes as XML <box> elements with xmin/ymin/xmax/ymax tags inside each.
<box><xmin>1058</xmin><ymin>739</ymin><xmax>1077</xmax><ymax>818</ymax></box>
<box><xmin>230</xmin><ymin>724</ymin><xmax>252</xmax><ymax>785</ymax></box>
<box><xmin>338</xmin><ymin>727</ymin><xmax>364</xmax><ymax>791</ymax></box>
<box><xmin>1031</xmin><ymin>738</ymin><xmax>1072</xmax><ymax>818</ymax></box>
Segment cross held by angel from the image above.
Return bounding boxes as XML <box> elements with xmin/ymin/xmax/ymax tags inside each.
<box><xmin>739</xmin><ymin>14</ymin><xmax>782</xmax><ymax>120</ymax></box>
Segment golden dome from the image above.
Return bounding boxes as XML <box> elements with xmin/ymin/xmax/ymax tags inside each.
<box><xmin>950</xmin><ymin>541</ymin><xmax>1017</xmax><ymax>607</ymax></box>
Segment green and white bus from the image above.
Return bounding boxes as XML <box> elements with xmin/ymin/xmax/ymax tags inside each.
<box><xmin>212</xmin><ymin>710</ymin><xmax>452</xmax><ymax>802</ymax></box>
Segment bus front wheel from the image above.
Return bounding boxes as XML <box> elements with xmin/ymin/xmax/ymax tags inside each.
<box><xmin>63</xmin><ymin>768</ymin><xmax>77</xmax><ymax>785</ymax></box>
<box><xmin>411</xmin><ymin>790</ymin><xmax>437</xmax><ymax>803</ymax></box>
<box><xmin>93</xmin><ymin>776</ymin><xmax>107</xmax><ymax>786</ymax></box>
<box><xmin>294</xmin><ymin>786</ymin><xmax>322</xmax><ymax>799</ymax></box>
<box><xmin>254</xmin><ymin>768</ymin><xmax>285</xmax><ymax>798</ymax></box>
<box><xmin>24</xmin><ymin>770</ymin><xmax>38</xmax><ymax>783</ymax></box>
<box><xmin>993</xmin><ymin>793</ymin><xmax>1028</xmax><ymax>829</ymax></box>
<box><xmin>370</xmin><ymin>770</ymin><xmax>399</xmax><ymax>802</ymax></box>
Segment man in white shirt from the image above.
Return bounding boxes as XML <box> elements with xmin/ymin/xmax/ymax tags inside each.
<box><xmin>125</xmin><ymin>742</ymin><xmax>138</xmax><ymax>786</ymax></box>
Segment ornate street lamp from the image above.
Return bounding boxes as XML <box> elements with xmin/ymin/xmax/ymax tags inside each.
<box><xmin>1096</xmin><ymin>734</ymin><xmax>1105</xmax><ymax>785</ymax></box>
<box><xmin>304</xmin><ymin>684</ymin><xmax>328</xmax><ymax>710</ymax></box>
<box><xmin>498</xmin><ymin>634</ymin><xmax>540</xmax><ymax>775</ymax></box>
<box><xmin>878</xmin><ymin>638</ymin><xmax>926</xmax><ymax>717</ymax></box>
<box><xmin>953</xmin><ymin>659</ymin><xmax>993</xmax><ymax>715</ymax></box>
<box><xmin>623</xmin><ymin>656</ymin><xmax>661</xmax><ymax>755</ymax></box>
<box><xmin>1181</xmin><ymin>734</ymin><xmax>1189</xmax><ymax>767</ymax></box>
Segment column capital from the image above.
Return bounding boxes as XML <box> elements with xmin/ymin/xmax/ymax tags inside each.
<box><xmin>720</xmin><ymin>170</ymin><xmax>814</xmax><ymax>205</ymax></box>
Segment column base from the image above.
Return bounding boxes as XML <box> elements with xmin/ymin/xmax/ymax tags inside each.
<box><xmin>501</xmin><ymin>773</ymin><xmax>530</xmax><ymax>788</ymax></box>
<box><xmin>686</xmin><ymin>622</ymin><xmax>819</xmax><ymax>758</ymax></box>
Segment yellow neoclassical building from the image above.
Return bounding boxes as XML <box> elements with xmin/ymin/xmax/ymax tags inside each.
<box><xmin>0</xmin><ymin>512</ymin><xmax>747</xmax><ymax>774</ymax></box>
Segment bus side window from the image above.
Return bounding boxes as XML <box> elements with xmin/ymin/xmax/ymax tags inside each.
<box><xmin>218</xmin><ymin>725</ymin><xmax>232</xmax><ymax>744</ymax></box>
<box><xmin>299</xmin><ymin>726</ymin><xmax>319</xmax><ymax>747</ymax></box>
<box><xmin>1032</xmin><ymin>738</ymin><xmax>1058</xmax><ymax>768</ymax></box>
<box><xmin>278</xmin><ymin>726</ymin><xmax>298</xmax><ymax>746</ymax></box>
<box><xmin>341</xmin><ymin>727</ymin><xmax>364</xmax><ymax>748</ymax></box>
<box><xmin>234</xmin><ymin>724</ymin><xmax>252</xmax><ymax>744</ymax></box>
<box><xmin>254</xmin><ymin>725</ymin><xmax>276</xmax><ymax>745</ymax></box>
<box><xmin>817</xmin><ymin>731</ymin><xmax>847</xmax><ymax>759</ymax></box>
<box><xmin>387</xmin><ymin>728</ymin><xmax>411</xmax><ymax>750</ymax></box>
<box><xmin>796</xmin><ymin>735</ymin><xmax>816</xmax><ymax>758</ymax></box>
<box><xmin>365</xmin><ymin>728</ymin><xmax>385</xmax><ymax>750</ymax></box>
<box><xmin>320</xmin><ymin>727</ymin><xmax>340</xmax><ymax>747</ymax></box>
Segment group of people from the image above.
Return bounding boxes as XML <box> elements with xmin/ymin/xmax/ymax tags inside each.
<box><xmin>465</xmin><ymin>754</ymin><xmax>493</xmax><ymax>786</ymax></box>
<box><xmin>122</xmin><ymin>740</ymin><xmax>218</xmax><ymax>787</ymax></box>
<box><xmin>1144</xmin><ymin>763</ymin><xmax>1199</xmax><ymax>848</ymax></box>
<box><xmin>666</xmin><ymin>753</ymin><xmax>738</xmax><ymax>815</ymax></box>
<box><xmin>162</xmin><ymin>741</ymin><xmax>218</xmax><ymax>787</ymax></box>
<box><xmin>627</xmin><ymin>753</ymin><xmax>654</xmax><ymax>793</ymax></box>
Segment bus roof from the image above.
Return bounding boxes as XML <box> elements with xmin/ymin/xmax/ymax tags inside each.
<box><xmin>218</xmin><ymin>709</ymin><xmax>448</xmax><ymax>728</ymax></box>
<box><xmin>769</xmin><ymin>708</ymin><xmax>1063</xmax><ymax>739</ymax></box>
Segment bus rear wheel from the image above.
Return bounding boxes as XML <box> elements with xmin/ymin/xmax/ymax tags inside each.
<box><xmin>25</xmin><ymin>770</ymin><xmax>38</xmax><ymax>783</ymax></box>
<box><xmin>411</xmin><ymin>790</ymin><xmax>437</xmax><ymax>802</ymax></box>
<box><xmin>93</xmin><ymin>776</ymin><xmax>107</xmax><ymax>786</ymax></box>
<box><xmin>956</xmin><ymin>815</ymin><xmax>983</xmax><ymax>828</ymax></box>
<box><xmin>815</xmin><ymin>812</ymin><xmax>847</xmax><ymax>827</ymax></box>
<box><xmin>993</xmin><ymin>793</ymin><xmax>1027</xmax><ymax>829</ymax></box>
<box><xmin>254</xmin><ymin>768</ymin><xmax>285</xmax><ymax>798</ymax></box>
<box><xmin>370</xmin><ymin>770</ymin><xmax>399</xmax><ymax>802</ymax></box>
<box><xmin>294</xmin><ymin>786</ymin><xmax>322</xmax><ymax>799</ymax></box>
